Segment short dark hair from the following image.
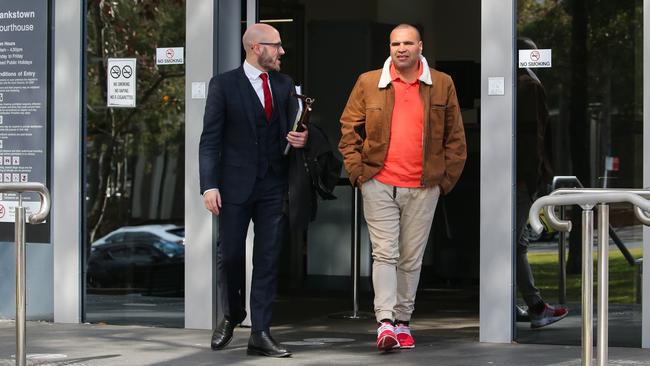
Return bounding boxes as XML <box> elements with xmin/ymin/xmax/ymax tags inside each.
<box><xmin>392</xmin><ymin>24</ymin><xmax>421</xmax><ymax>41</ymax></box>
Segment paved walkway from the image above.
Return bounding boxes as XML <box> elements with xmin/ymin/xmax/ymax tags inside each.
<box><xmin>1</xmin><ymin>312</ymin><xmax>650</xmax><ymax>366</ymax></box>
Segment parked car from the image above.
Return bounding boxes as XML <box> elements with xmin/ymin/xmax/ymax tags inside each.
<box><xmin>91</xmin><ymin>224</ymin><xmax>185</xmax><ymax>247</ymax></box>
<box><xmin>86</xmin><ymin>239</ymin><xmax>184</xmax><ymax>296</ymax></box>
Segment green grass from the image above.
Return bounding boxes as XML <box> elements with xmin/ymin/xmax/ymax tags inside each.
<box><xmin>528</xmin><ymin>247</ymin><xmax>643</xmax><ymax>304</ymax></box>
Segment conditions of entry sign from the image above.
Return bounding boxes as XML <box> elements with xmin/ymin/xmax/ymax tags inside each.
<box><xmin>107</xmin><ymin>58</ymin><xmax>136</xmax><ymax>108</ymax></box>
<box><xmin>0</xmin><ymin>0</ymin><xmax>49</xmax><ymax>229</ymax></box>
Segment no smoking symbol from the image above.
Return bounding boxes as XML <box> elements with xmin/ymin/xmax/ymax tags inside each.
<box><xmin>110</xmin><ymin>65</ymin><xmax>121</xmax><ymax>79</ymax></box>
<box><xmin>122</xmin><ymin>65</ymin><xmax>133</xmax><ymax>78</ymax></box>
<box><xmin>530</xmin><ymin>50</ymin><xmax>541</xmax><ymax>61</ymax></box>
<box><xmin>0</xmin><ymin>204</ymin><xmax>5</xmax><ymax>219</ymax></box>
<box><xmin>166</xmin><ymin>49</ymin><xmax>175</xmax><ymax>58</ymax></box>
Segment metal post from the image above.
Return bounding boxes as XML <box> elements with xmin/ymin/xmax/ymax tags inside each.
<box><xmin>636</xmin><ymin>258</ymin><xmax>643</xmax><ymax>305</ymax></box>
<box><xmin>597</xmin><ymin>204</ymin><xmax>609</xmax><ymax>366</ymax></box>
<box><xmin>15</xmin><ymin>197</ymin><xmax>26</xmax><ymax>366</ymax></box>
<box><xmin>0</xmin><ymin>183</ymin><xmax>50</xmax><ymax>366</ymax></box>
<box><xmin>558</xmin><ymin>206</ymin><xmax>567</xmax><ymax>304</ymax></box>
<box><xmin>351</xmin><ymin>186</ymin><xmax>361</xmax><ymax>317</ymax></box>
<box><xmin>329</xmin><ymin>186</ymin><xmax>370</xmax><ymax>320</ymax></box>
<box><xmin>582</xmin><ymin>208</ymin><xmax>594</xmax><ymax>366</ymax></box>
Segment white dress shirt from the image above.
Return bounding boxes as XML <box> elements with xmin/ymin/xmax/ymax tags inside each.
<box><xmin>243</xmin><ymin>60</ymin><xmax>273</xmax><ymax>108</ymax></box>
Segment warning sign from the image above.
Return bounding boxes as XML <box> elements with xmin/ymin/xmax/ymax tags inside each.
<box><xmin>156</xmin><ymin>47</ymin><xmax>184</xmax><ymax>65</ymax></box>
<box><xmin>518</xmin><ymin>49</ymin><xmax>552</xmax><ymax>68</ymax></box>
<box><xmin>107</xmin><ymin>58</ymin><xmax>137</xmax><ymax>108</ymax></box>
<box><xmin>0</xmin><ymin>204</ymin><xmax>5</xmax><ymax>219</ymax></box>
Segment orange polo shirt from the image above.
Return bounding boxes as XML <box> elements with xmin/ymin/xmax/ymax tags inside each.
<box><xmin>374</xmin><ymin>62</ymin><xmax>424</xmax><ymax>188</ymax></box>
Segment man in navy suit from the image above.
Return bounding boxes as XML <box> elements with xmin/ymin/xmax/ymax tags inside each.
<box><xmin>199</xmin><ymin>23</ymin><xmax>307</xmax><ymax>358</ymax></box>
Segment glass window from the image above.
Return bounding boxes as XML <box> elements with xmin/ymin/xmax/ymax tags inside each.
<box><xmin>108</xmin><ymin>247</ymin><xmax>132</xmax><ymax>259</ymax></box>
<box><xmin>153</xmin><ymin>240</ymin><xmax>184</xmax><ymax>258</ymax></box>
<box><xmin>105</xmin><ymin>233</ymin><xmax>125</xmax><ymax>243</ymax></box>
<box><xmin>84</xmin><ymin>0</ymin><xmax>185</xmax><ymax>327</ymax></box>
<box><xmin>516</xmin><ymin>0</ymin><xmax>643</xmax><ymax>347</ymax></box>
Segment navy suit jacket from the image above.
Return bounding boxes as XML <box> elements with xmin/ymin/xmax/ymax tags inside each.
<box><xmin>199</xmin><ymin>66</ymin><xmax>297</xmax><ymax>204</ymax></box>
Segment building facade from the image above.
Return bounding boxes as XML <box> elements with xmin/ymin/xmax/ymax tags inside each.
<box><xmin>0</xmin><ymin>0</ymin><xmax>648</xmax><ymax>347</ymax></box>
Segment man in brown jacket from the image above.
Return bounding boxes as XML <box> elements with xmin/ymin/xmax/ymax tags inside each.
<box><xmin>339</xmin><ymin>24</ymin><xmax>466</xmax><ymax>351</ymax></box>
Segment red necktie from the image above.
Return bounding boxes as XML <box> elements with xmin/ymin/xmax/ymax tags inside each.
<box><xmin>260</xmin><ymin>73</ymin><xmax>273</xmax><ymax>121</ymax></box>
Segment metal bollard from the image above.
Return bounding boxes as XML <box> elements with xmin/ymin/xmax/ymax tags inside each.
<box><xmin>0</xmin><ymin>183</ymin><xmax>51</xmax><ymax>366</ymax></box>
<box><xmin>581</xmin><ymin>208</ymin><xmax>594</xmax><ymax>366</ymax></box>
<box><xmin>16</xmin><ymin>200</ymin><xmax>26</xmax><ymax>366</ymax></box>
<box><xmin>596</xmin><ymin>204</ymin><xmax>608</xmax><ymax>366</ymax></box>
<box><xmin>636</xmin><ymin>258</ymin><xmax>643</xmax><ymax>305</ymax></box>
<box><xmin>558</xmin><ymin>206</ymin><xmax>567</xmax><ymax>305</ymax></box>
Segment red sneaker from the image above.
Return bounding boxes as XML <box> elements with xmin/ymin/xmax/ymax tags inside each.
<box><xmin>376</xmin><ymin>321</ymin><xmax>399</xmax><ymax>351</ymax></box>
<box><xmin>530</xmin><ymin>303</ymin><xmax>569</xmax><ymax>329</ymax></box>
<box><xmin>395</xmin><ymin>323</ymin><xmax>415</xmax><ymax>349</ymax></box>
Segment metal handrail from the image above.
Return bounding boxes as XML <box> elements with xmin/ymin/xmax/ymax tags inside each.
<box><xmin>0</xmin><ymin>182</ymin><xmax>51</xmax><ymax>224</ymax></box>
<box><xmin>550</xmin><ymin>177</ymin><xmax>649</xmax><ymax>259</ymax></box>
<box><xmin>548</xmin><ymin>177</ymin><xmax>644</xmax><ymax>304</ymax></box>
<box><xmin>530</xmin><ymin>192</ymin><xmax>650</xmax><ymax>233</ymax></box>
<box><xmin>547</xmin><ymin>188</ymin><xmax>650</xmax><ymax>265</ymax></box>
<box><xmin>0</xmin><ymin>183</ymin><xmax>51</xmax><ymax>366</ymax></box>
<box><xmin>529</xmin><ymin>189</ymin><xmax>650</xmax><ymax>366</ymax></box>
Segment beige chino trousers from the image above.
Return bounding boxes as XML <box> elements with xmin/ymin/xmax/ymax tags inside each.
<box><xmin>361</xmin><ymin>178</ymin><xmax>440</xmax><ymax>322</ymax></box>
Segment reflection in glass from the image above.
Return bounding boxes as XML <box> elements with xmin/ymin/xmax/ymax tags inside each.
<box><xmin>84</xmin><ymin>0</ymin><xmax>186</xmax><ymax>327</ymax></box>
<box><xmin>516</xmin><ymin>0</ymin><xmax>643</xmax><ymax>346</ymax></box>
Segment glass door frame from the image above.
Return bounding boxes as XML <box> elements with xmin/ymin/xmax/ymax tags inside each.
<box><xmin>479</xmin><ymin>0</ymin><xmax>650</xmax><ymax>348</ymax></box>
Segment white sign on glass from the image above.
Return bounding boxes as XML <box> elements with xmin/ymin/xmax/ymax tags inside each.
<box><xmin>107</xmin><ymin>58</ymin><xmax>137</xmax><ymax>108</ymax></box>
<box><xmin>156</xmin><ymin>47</ymin><xmax>184</xmax><ymax>65</ymax></box>
<box><xmin>518</xmin><ymin>49</ymin><xmax>552</xmax><ymax>68</ymax></box>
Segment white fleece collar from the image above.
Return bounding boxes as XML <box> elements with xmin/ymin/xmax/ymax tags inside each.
<box><xmin>378</xmin><ymin>55</ymin><xmax>432</xmax><ymax>88</ymax></box>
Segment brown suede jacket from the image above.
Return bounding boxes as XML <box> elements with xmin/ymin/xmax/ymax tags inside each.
<box><xmin>339</xmin><ymin>57</ymin><xmax>467</xmax><ymax>194</ymax></box>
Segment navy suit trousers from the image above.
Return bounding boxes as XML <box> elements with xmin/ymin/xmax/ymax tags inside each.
<box><xmin>216</xmin><ymin>169</ymin><xmax>287</xmax><ymax>332</ymax></box>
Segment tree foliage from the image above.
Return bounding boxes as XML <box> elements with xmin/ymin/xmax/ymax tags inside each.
<box><xmin>86</xmin><ymin>0</ymin><xmax>185</xmax><ymax>244</ymax></box>
<box><xmin>517</xmin><ymin>0</ymin><xmax>642</xmax><ymax>115</ymax></box>
<box><xmin>518</xmin><ymin>0</ymin><xmax>643</xmax><ymax>273</ymax></box>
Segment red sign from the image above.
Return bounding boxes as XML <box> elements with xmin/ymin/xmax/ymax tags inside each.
<box><xmin>612</xmin><ymin>157</ymin><xmax>620</xmax><ymax>172</ymax></box>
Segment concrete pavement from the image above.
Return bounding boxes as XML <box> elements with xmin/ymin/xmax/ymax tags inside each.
<box><xmin>1</xmin><ymin>311</ymin><xmax>650</xmax><ymax>366</ymax></box>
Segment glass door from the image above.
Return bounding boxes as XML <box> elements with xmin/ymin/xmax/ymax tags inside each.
<box><xmin>515</xmin><ymin>0</ymin><xmax>643</xmax><ymax>346</ymax></box>
<box><xmin>83</xmin><ymin>0</ymin><xmax>186</xmax><ymax>327</ymax></box>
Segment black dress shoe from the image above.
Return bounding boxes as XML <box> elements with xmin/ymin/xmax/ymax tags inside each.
<box><xmin>210</xmin><ymin>318</ymin><xmax>237</xmax><ymax>350</ymax></box>
<box><xmin>247</xmin><ymin>331</ymin><xmax>291</xmax><ymax>358</ymax></box>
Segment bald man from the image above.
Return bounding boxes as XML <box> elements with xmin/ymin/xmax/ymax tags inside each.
<box><xmin>199</xmin><ymin>23</ymin><xmax>307</xmax><ymax>358</ymax></box>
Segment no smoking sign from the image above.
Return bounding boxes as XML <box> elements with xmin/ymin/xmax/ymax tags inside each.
<box><xmin>156</xmin><ymin>47</ymin><xmax>184</xmax><ymax>65</ymax></box>
<box><xmin>518</xmin><ymin>49</ymin><xmax>552</xmax><ymax>68</ymax></box>
<box><xmin>107</xmin><ymin>58</ymin><xmax>137</xmax><ymax>108</ymax></box>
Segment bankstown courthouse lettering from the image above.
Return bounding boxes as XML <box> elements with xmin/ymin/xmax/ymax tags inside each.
<box><xmin>0</xmin><ymin>11</ymin><xmax>37</xmax><ymax>33</ymax></box>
